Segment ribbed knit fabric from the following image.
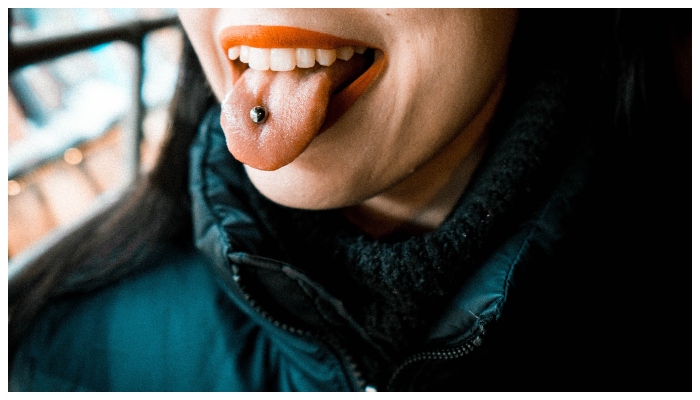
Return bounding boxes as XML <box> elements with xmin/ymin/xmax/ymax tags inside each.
<box><xmin>209</xmin><ymin>70</ymin><xmax>572</xmax><ymax>372</ymax></box>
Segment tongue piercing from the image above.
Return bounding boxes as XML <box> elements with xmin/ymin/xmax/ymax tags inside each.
<box><xmin>250</xmin><ymin>106</ymin><xmax>268</xmax><ymax>124</ymax></box>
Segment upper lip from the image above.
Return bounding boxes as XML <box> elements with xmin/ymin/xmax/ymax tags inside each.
<box><xmin>217</xmin><ymin>24</ymin><xmax>387</xmax><ymax>133</ymax></box>
<box><xmin>218</xmin><ymin>25</ymin><xmax>376</xmax><ymax>51</ymax></box>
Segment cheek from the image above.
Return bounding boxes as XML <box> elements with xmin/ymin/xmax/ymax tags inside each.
<box><xmin>390</xmin><ymin>10</ymin><xmax>516</xmax><ymax>142</ymax></box>
<box><xmin>377</xmin><ymin>33</ymin><xmax>481</xmax><ymax>167</ymax></box>
<box><xmin>178</xmin><ymin>9</ymin><xmax>228</xmax><ymax>101</ymax></box>
<box><xmin>359</xmin><ymin>10</ymin><xmax>517</xmax><ymax>193</ymax></box>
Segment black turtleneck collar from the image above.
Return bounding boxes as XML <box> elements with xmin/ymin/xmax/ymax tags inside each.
<box><xmin>190</xmin><ymin>68</ymin><xmax>577</xmax><ymax>358</ymax></box>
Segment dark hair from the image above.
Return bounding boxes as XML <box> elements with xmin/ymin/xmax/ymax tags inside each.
<box><xmin>8</xmin><ymin>35</ymin><xmax>215</xmax><ymax>362</ymax></box>
<box><xmin>8</xmin><ymin>9</ymin><xmax>689</xmax><ymax>365</ymax></box>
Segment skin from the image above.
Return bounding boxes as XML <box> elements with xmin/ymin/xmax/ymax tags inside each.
<box><xmin>178</xmin><ymin>9</ymin><xmax>518</xmax><ymax>237</ymax></box>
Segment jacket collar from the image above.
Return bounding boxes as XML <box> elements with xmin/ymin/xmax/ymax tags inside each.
<box><xmin>188</xmin><ymin>69</ymin><xmax>587</xmax><ymax>353</ymax></box>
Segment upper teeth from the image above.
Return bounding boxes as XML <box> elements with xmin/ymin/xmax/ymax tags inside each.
<box><xmin>228</xmin><ymin>45</ymin><xmax>367</xmax><ymax>71</ymax></box>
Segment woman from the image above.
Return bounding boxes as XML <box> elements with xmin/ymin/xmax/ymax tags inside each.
<box><xmin>9</xmin><ymin>9</ymin><xmax>690</xmax><ymax>391</ymax></box>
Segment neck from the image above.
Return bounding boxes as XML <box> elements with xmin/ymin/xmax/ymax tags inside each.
<box><xmin>343</xmin><ymin>77</ymin><xmax>505</xmax><ymax>238</ymax></box>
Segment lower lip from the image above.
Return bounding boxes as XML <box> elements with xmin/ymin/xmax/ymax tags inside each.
<box><xmin>323</xmin><ymin>50</ymin><xmax>385</xmax><ymax>131</ymax></box>
<box><xmin>219</xmin><ymin>25</ymin><xmax>387</xmax><ymax>132</ymax></box>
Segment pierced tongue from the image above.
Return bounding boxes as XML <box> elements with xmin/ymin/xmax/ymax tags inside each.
<box><xmin>220</xmin><ymin>53</ymin><xmax>371</xmax><ymax>171</ymax></box>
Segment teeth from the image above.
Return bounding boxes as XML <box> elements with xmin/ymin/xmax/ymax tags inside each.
<box><xmin>336</xmin><ymin>46</ymin><xmax>354</xmax><ymax>61</ymax></box>
<box><xmin>296</xmin><ymin>48</ymin><xmax>316</xmax><ymax>68</ymax></box>
<box><xmin>248</xmin><ymin>47</ymin><xmax>270</xmax><ymax>70</ymax></box>
<box><xmin>228</xmin><ymin>46</ymin><xmax>240</xmax><ymax>60</ymax></box>
<box><xmin>228</xmin><ymin>44</ymin><xmax>366</xmax><ymax>71</ymax></box>
<box><xmin>269</xmin><ymin>48</ymin><xmax>296</xmax><ymax>71</ymax></box>
<box><xmin>239</xmin><ymin>45</ymin><xmax>250</xmax><ymax>63</ymax></box>
<box><xmin>315</xmin><ymin>49</ymin><xmax>337</xmax><ymax>66</ymax></box>
<box><xmin>353</xmin><ymin>46</ymin><xmax>367</xmax><ymax>54</ymax></box>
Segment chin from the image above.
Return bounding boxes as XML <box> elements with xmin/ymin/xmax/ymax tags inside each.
<box><xmin>244</xmin><ymin>164</ymin><xmax>367</xmax><ymax>210</ymax></box>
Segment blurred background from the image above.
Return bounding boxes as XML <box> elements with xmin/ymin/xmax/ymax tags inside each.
<box><xmin>8</xmin><ymin>9</ymin><xmax>183</xmax><ymax>262</ymax></box>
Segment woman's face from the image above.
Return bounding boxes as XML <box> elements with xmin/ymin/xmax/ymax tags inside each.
<box><xmin>178</xmin><ymin>9</ymin><xmax>518</xmax><ymax>210</ymax></box>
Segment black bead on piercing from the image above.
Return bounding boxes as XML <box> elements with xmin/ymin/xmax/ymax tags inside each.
<box><xmin>250</xmin><ymin>106</ymin><xmax>268</xmax><ymax>124</ymax></box>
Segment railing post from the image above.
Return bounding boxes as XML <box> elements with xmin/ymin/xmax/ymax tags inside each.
<box><xmin>7</xmin><ymin>11</ymin><xmax>180</xmax><ymax>272</ymax></box>
<box><xmin>123</xmin><ymin>37</ymin><xmax>145</xmax><ymax>184</ymax></box>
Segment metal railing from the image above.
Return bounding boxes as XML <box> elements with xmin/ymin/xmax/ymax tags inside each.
<box><xmin>8</xmin><ymin>9</ymin><xmax>181</xmax><ymax>278</ymax></box>
<box><xmin>9</xmin><ymin>10</ymin><xmax>180</xmax><ymax>182</ymax></box>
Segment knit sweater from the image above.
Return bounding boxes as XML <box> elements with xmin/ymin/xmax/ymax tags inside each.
<box><xmin>204</xmin><ymin>68</ymin><xmax>575</xmax><ymax>381</ymax></box>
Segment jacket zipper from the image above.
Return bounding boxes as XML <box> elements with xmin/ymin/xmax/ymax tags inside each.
<box><xmin>232</xmin><ymin>271</ymin><xmax>369</xmax><ymax>391</ymax></box>
<box><xmin>386</xmin><ymin>324</ymin><xmax>486</xmax><ymax>390</ymax></box>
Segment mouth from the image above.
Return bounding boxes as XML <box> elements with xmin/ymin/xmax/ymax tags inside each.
<box><xmin>217</xmin><ymin>26</ymin><xmax>386</xmax><ymax>171</ymax></box>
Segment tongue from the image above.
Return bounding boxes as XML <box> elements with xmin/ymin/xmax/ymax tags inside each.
<box><xmin>220</xmin><ymin>54</ymin><xmax>371</xmax><ymax>171</ymax></box>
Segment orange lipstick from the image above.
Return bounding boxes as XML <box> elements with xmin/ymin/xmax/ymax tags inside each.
<box><xmin>219</xmin><ymin>25</ymin><xmax>373</xmax><ymax>50</ymax></box>
<box><xmin>218</xmin><ymin>25</ymin><xmax>386</xmax><ymax>131</ymax></box>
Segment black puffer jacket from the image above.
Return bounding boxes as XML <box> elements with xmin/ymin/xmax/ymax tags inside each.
<box><xmin>10</xmin><ymin>70</ymin><xmax>688</xmax><ymax>391</ymax></box>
